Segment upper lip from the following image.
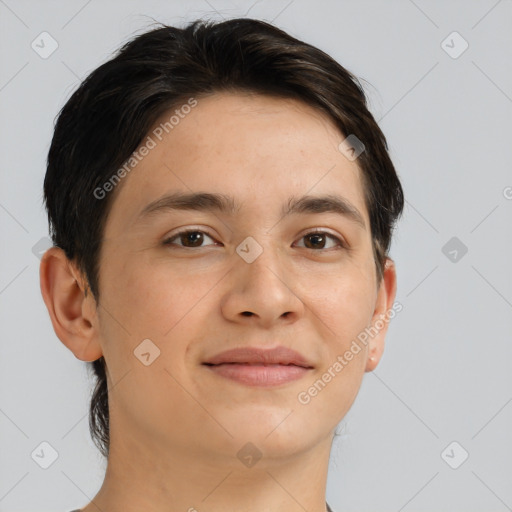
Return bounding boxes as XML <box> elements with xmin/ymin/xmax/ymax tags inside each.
<box><xmin>203</xmin><ymin>346</ymin><xmax>314</xmax><ymax>368</ymax></box>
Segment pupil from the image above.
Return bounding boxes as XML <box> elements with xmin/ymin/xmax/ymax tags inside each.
<box><xmin>307</xmin><ymin>233</ymin><xmax>324</xmax><ymax>249</ymax></box>
<box><xmin>184</xmin><ymin>232</ymin><xmax>202</xmax><ymax>246</ymax></box>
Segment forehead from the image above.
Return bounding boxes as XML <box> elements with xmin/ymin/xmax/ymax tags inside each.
<box><xmin>104</xmin><ymin>92</ymin><xmax>369</xmax><ymax>236</ymax></box>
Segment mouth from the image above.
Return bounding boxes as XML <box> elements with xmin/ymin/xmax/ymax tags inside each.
<box><xmin>202</xmin><ymin>346</ymin><xmax>314</xmax><ymax>387</ymax></box>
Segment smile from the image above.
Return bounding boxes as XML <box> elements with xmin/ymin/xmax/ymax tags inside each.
<box><xmin>203</xmin><ymin>362</ymin><xmax>312</xmax><ymax>387</ymax></box>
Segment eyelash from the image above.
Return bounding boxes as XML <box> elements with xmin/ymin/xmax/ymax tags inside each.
<box><xmin>162</xmin><ymin>229</ymin><xmax>347</xmax><ymax>252</ymax></box>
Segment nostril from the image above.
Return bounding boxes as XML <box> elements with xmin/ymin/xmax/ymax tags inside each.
<box><xmin>241</xmin><ymin>311</ymin><xmax>253</xmax><ymax>317</ymax></box>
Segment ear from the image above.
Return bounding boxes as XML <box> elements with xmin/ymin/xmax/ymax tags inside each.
<box><xmin>39</xmin><ymin>247</ymin><xmax>103</xmax><ymax>362</ymax></box>
<box><xmin>365</xmin><ymin>257</ymin><xmax>397</xmax><ymax>372</ymax></box>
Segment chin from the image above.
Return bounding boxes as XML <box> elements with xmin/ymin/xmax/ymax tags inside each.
<box><xmin>221</xmin><ymin>407</ymin><xmax>325</xmax><ymax>452</ymax></box>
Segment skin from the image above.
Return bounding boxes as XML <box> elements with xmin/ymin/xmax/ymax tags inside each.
<box><xmin>40</xmin><ymin>92</ymin><xmax>397</xmax><ymax>512</ymax></box>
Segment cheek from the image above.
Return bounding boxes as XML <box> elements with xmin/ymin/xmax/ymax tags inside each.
<box><xmin>302</xmin><ymin>266</ymin><xmax>376</xmax><ymax>346</ymax></box>
<box><xmin>97</xmin><ymin>260</ymin><xmax>213</xmax><ymax>429</ymax></box>
<box><xmin>297</xmin><ymin>284</ymin><xmax>371</xmax><ymax>425</ymax></box>
<box><xmin>102</xmin><ymin>255</ymin><xmax>215</xmax><ymax>340</ymax></box>
<box><xmin>297</xmin><ymin>264</ymin><xmax>374</xmax><ymax>410</ymax></box>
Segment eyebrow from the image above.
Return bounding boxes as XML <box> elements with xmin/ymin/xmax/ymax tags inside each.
<box><xmin>136</xmin><ymin>191</ymin><xmax>366</xmax><ymax>229</ymax></box>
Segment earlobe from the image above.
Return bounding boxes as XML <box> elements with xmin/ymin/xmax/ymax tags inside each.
<box><xmin>365</xmin><ymin>257</ymin><xmax>397</xmax><ymax>372</ymax></box>
<box><xmin>39</xmin><ymin>247</ymin><xmax>103</xmax><ymax>362</ymax></box>
<box><xmin>366</xmin><ymin>356</ymin><xmax>377</xmax><ymax>372</ymax></box>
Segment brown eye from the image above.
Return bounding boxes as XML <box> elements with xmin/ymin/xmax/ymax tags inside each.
<box><xmin>163</xmin><ymin>230</ymin><xmax>216</xmax><ymax>248</ymax></box>
<box><xmin>296</xmin><ymin>231</ymin><xmax>344</xmax><ymax>250</ymax></box>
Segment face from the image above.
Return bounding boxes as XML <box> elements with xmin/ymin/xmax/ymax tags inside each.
<box><xmin>74</xmin><ymin>92</ymin><xmax>395</xmax><ymax>465</ymax></box>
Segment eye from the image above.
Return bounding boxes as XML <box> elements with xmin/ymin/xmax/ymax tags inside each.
<box><xmin>162</xmin><ymin>229</ymin><xmax>218</xmax><ymax>248</ymax></box>
<box><xmin>162</xmin><ymin>229</ymin><xmax>346</xmax><ymax>251</ymax></box>
<box><xmin>295</xmin><ymin>231</ymin><xmax>346</xmax><ymax>251</ymax></box>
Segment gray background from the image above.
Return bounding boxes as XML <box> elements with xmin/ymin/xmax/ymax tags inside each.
<box><xmin>1</xmin><ymin>0</ymin><xmax>511</xmax><ymax>511</ymax></box>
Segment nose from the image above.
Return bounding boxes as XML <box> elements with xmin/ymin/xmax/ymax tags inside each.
<box><xmin>220</xmin><ymin>241</ymin><xmax>306</xmax><ymax>328</ymax></box>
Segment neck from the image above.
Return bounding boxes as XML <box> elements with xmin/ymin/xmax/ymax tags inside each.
<box><xmin>81</xmin><ymin>430</ymin><xmax>334</xmax><ymax>512</ymax></box>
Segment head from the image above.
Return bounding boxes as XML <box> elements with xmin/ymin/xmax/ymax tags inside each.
<box><xmin>40</xmin><ymin>18</ymin><xmax>403</xmax><ymax>462</ymax></box>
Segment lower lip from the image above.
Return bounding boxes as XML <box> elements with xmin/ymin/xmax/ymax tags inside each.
<box><xmin>204</xmin><ymin>363</ymin><xmax>311</xmax><ymax>387</ymax></box>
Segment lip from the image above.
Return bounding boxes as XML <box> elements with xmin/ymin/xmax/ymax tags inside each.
<box><xmin>202</xmin><ymin>346</ymin><xmax>314</xmax><ymax>387</ymax></box>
